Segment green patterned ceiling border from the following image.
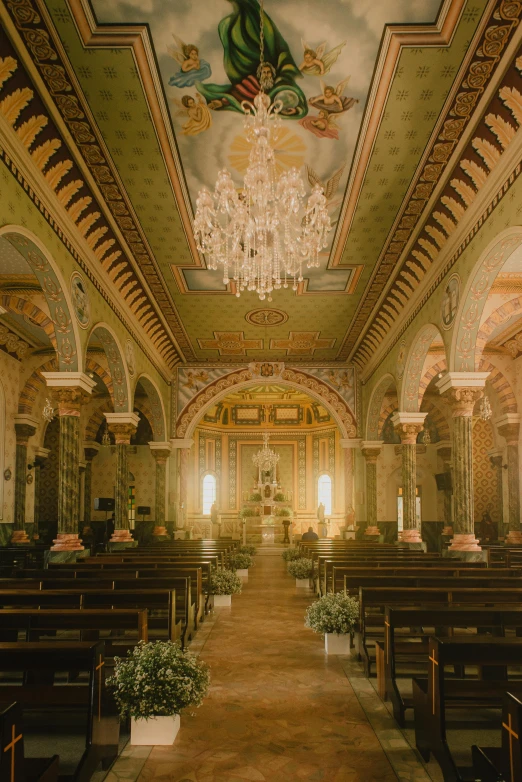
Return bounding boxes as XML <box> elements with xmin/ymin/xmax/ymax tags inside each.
<box><xmin>339</xmin><ymin>0</ymin><xmax>522</xmax><ymax>361</ymax></box>
<box><xmin>3</xmin><ymin>0</ymin><xmax>194</xmax><ymax>361</ymax></box>
<box><xmin>354</xmin><ymin>37</ymin><xmax>522</xmax><ymax>368</ymax></box>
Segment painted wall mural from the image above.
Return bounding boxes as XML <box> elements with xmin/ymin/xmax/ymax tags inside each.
<box><xmin>93</xmin><ymin>0</ymin><xmax>442</xmax><ymax>293</ymax></box>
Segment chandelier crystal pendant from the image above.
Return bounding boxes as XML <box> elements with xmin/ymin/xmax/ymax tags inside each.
<box><xmin>193</xmin><ymin>0</ymin><xmax>331</xmax><ymax>301</ymax></box>
<box><xmin>253</xmin><ymin>431</ymin><xmax>280</xmax><ymax>472</ymax></box>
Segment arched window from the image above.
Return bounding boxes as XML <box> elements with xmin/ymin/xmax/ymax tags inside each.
<box><xmin>317</xmin><ymin>473</ymin><xmax>332</xmax><ymax>516</ymax></box>
<box><xmin>202</xmin><ymin>473</ymin><xmax>216</xmax><ymax>515</ymax></box>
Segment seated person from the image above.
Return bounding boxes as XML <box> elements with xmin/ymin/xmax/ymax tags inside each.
<box><xmin>302</xmin><ymin>526</ymin><xmax>319</xmax><ymax>541</ymax></box>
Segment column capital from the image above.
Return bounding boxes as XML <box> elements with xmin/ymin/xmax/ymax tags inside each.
<box><xmin>361</xmin><ymin>441</ymin><xmax>383</xmax><ymax>463</ymax></box>
<box><xmin>14</xmin><ymin>414</ymin><xmax>38</xmax><ymax>445</ymax></box>
<box><xmin>149</xmin><ymin>442</ymin><xmax>172</xmax><ymax>463</ymax></box>
<box><xmin>435</xmin><ymin>440</ymin><xmax>452</xmax><ymax>461</ymax></box>
<box><xmin>495</xmin><ymin>413</ymin><xmax>520</xmax><ymax>445</ymax></box>
<box><xmin>339</xmin><ymin>438</ymin><xmax>362</xmax><ymax>449</ymax></box>
<box><xmin>436</xmin><ymin>372</ymin><xmax>490</xmax><ymax>393</ymax></box>
<box><xmin>42</xmin><ymin>372</ymin><xmax>96</xmax><ymax>416</ymax></box>
<box><xmin>170</xmin><ymin>438</ymin><xmax>194</xmax><ymax>450</ymax></box>
<box><xmin>34</xmin><ymin>446</ymin><xmax>50</xmax><ymax>463</ymax></box>
<box><xmin>436</xmin><ymin>372</ymin><xmax>489</xmax><ymax>416</ymax></box>
<box><xmin>83</xmin><ymin>440</ymin><xmax>100</xmax><ymax>462</ymax></box>
<box><xmin>105</xmin><ymin>412</ymin><xmax>140</xmax><ymax>444</ymax></box>
<box><xmin>391</xmin><ymin>412</ymin><xmax>427</xmax><ymax>445</ymax></box>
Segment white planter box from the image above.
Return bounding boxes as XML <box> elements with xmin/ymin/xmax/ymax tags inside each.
<box><xmin>214</xmin><ymin>594</ymin><xmax>232</xmax><ymax>607</ymax></box>
<box><xmin>236</xmin><ymin>569</ymin><xmax>248</xmax><ymax>579</ymax></box>
<box><xmin>295</xmin><ymin>578</ymin><xmax>309</xmax><ymax>588</ymax></box>
<box><xmin>131</xmin><ymin>714</ymin><xmax>180</xmax><ymax>745</ymax></box>
<box><xmin>325</xmin><ymin>633</ymin><xmax>351</xmax><ymax>655</ymax></box>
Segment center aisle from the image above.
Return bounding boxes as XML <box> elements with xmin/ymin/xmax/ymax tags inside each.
<box><xmin>138</xmin><ymin>553</ymin><xmax>398</xmax><ymax>781</ymax></box>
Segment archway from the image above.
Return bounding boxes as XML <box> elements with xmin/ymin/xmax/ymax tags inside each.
<box><xmin>86</xmin><ymin>323</ymin><xmax>130</xmax><ymax>412</ymax></box>
<box><xmin>133</xmin><ymin>374</ymin><xmax>167</xmax><ymax>442</ymax></box>
<box><xmin>401</xmin><ymin>324</ymin><xmax>447</xmax><ymax>413</ymax></box>
<box><xmin>366</xmin><ymin>373</ymin><xmax>397</xmax><ymax>440</ymax></box>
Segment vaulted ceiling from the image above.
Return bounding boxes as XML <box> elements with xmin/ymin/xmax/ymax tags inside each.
<box><xmin>1</xmin><ymin>0</ymin><xmax>521</xmax><ymax>370</ymax></box>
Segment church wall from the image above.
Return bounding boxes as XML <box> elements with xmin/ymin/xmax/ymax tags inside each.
<box><xmin>0</xmin><ymin>350</ymin><xmax>19</xmax><ymax>527</ymax></box>
<box><xmin>90</xmin><ymin>445</ymin><xmax>156</xmax><ymax>523</ymax></box>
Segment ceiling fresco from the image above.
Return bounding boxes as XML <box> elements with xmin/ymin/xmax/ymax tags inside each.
<box><xmin>18</xmin><ymin>0</ymin><xmax>490</xmax><ymax>363</ymax></box>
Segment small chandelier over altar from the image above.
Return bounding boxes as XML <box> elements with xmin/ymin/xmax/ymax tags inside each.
<box><xmin>193</xmin><ymin>0</ymin><xmax>331</xmax><ymax>301</ymax></box>
<box><xmin>253</xmin><ymin>431</ymin><xmax>280</xmax><ymax>473</ymax></box>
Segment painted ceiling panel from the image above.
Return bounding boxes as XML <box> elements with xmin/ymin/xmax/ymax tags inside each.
<box><xmin>39</xmin><ymin>0</ymin><xmax>488</xmax><ymax>363</ymax></box>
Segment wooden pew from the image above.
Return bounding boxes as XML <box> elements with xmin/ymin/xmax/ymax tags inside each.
<box><xmin>343</xmin><ymin>574</ymin><xmax>522</xmax><ymax>597</ymax></box>
<box><xmin>0</xmin><ymin>608</ymin><xmax>148</xmax><ymax>654</ymax></box>
<box><xmin>472</xmin><ymin>691</ymin><xmax>522</xmax><ymax>782</ymax></box>
<box><xmin>359</xmin><ymin>586</ymin><xmax>522</xmax><ymax>676</ymax></box>
<box><xmin>0</xmin><ymin>701</ymin><xmax>59</xmax><ymax>782</ymax></box>
<box><xmin>0</xmin><ymin>589</ymin><xmax>182</xmax><ymax>647</ymax></box>
<box><xmin>0</xmin><ymin>641</ymin><xmax>119</xmax><ymax>782</ymax></box>
<box><xmin>413</xmin><ymin>637</ymin><xmax>522</xmax><ymax>782</ymax></box>
<box><xmin>382</xmin><ymin>606</ymin><xmax>522</xmax><ymax>726</ymax></box>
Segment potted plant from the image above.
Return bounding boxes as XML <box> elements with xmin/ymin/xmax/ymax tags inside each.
<box><xmin>276</xmin><ymin>506</ymin><xmax>292</xmax><ymax>517</ymax></box>
<box><xmin>282</xmin><ymin>548</ymin><xmax>301</xmax><ymax>562</ymax></box>
<box><xmin>209</xmin><ymin>568</ymin><xmax>242</xmax><ymax>607</ymax></box>
<box><xmin>249</xmin><ymin>492</ymin><xmax>262</xmax><ymax>502</ymax></box>
<box><xmin>287</xmin><ymin>557</ymin><xmax>313</xmax><ymax>588</ymax></box>
<box><xmin>273</xmin><ymin>492</ymin><xmax>285</xmax><ymax>502</ymax></box>
<box><xmin>108</xmin><ymin>641</ymin><xmax>210</xmax><ymax>745</ymax></box>
<box><xmin>230</xmin><ymin>552</ymin><xmax>252</xmax><ymax>580</ymax></box>
<box><xmin>305</xmin><ymin>593</ymin><xmax>359</xmax><ymax>655</ymax></box>
<box><xmin>239</xmin><ymin>544</ymin><xmax>257</xmax><ymax>557</ymax></box>
<box><xmin>240</xmin><ymin>506</ymin><xmax>257</xmax><ymax>518</ymax></box>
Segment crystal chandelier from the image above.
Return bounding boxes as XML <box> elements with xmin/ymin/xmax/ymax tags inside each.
<box><xmin>101</xmin><ymin>422</ymin><xmax>111</xmax><ymax>447</ymax></box>
<box><xmin>253</xmin><ymin>431</ymin><xmax>280</xmax><ymax>473</ymax></box>
<box><xmin>193</xmin><ymin>0</ymin><xmax>331</xmax><ymax>301</ymax></box>
<box><xmin>480</xmin><ymin>395</ymin><xmax>492</xmax><ymax>421</ymax></box>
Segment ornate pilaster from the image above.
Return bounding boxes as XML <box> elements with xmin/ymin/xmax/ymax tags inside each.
<box><xmin>150</xmin><ymin>442</ymin><xmax>171</xmax><ymax>537</ymax></box>
<box><xmin>361</xmin><ymin>441</ymin><xmax>382</xmax><ymax>535</ymax></box>
<box><xmin>83</xmin><ymin>442</ymin><xmax>100</xmax><ymax>526</ymax></box>
<box><xmin>496</xmin><ymin>415</ymin><xmax>521</xmax><ymax>544</ymax></box>
<box><xmin>33</xmin><ymin>446</ymin><xmax>50</xmax><ymax>541</ymax></box>
<box><xmin>437</xmin><ymin>372</ymin><xmax>489</xmax><ymax>552</ymax></box>
<box><xmin>42</xmin><ymin>373</ymin><xmax>96</xmax><ymax>551</ymax></box>
<box><xmin>339</xmin><ymin>439</ymin><xmax>360</xmax><ymax>525</ymax></box>
<box><xmin>105</xmin><ymin>413</ymin><xmax>140</xmax><ymax>543</ymax></box>
<box><xmin>392</xmin><ymin>413</ymin><xmax>426</xmax><ymax>544</ymax></box>
<box><xmin>170</xmin><ymin>439</ymin><xmax>194</xmax><ymax>530</ymax></box>
<box><xmin>12</xmin><ymin>416</ymin><xmax>38</xmax><ymax>544</ymax></box>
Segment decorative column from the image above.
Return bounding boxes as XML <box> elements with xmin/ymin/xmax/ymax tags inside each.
<box><xmin>437</xmin><ymin>372</ymin><xmax>489</xmax><ymax>555</ymax></box>
<box><xmin>436</xmin><ymin>442</ymin><xmax>453</xmax><ymax>536</ymax></box>
<box><xmin>149</xmin><ymin>442</ymin><xmax>172</xmax><ymax>537</ymax></box>
<box><xmin>340</xmin><ymin>439</ymin><xmax>361</xmax><ymax>537</ymax></box>
<box><xmin>33</xmin><ymin>446</ymin><xmax>50</xmax><ymax>541</ymax></box>
<box><xmin>170</xmin><ymin>438</ymin><xmax>194</xmax><ymax>535</ymax></box>
<box><xmin>496</xmin><ymin>414</ymin><xmax>521</xmax><ymax>545</ymax></box>
<box><xmin>361</xmin><ymin>441</ymin><xmax>383</xmax><ymax>536</ymax></box>
<box><xmin>392</xmin><ymin>412</ymin><xmax>426</xmax><ymax>545</ymax></box>
<box><xmin>12</xmin><ymin>415</ymin><xmax>38</xmax><ymax>544</ymax></box>
<box><xmin>42</xmin><ymin>373</ymin><xmax>96</xmax><ymax>552</ymax></box>
<box><xmin>82</xmin><ymin>442</ymin><xmax>100</xmax><ymax>526</ymax></box>
<box><xmin>105</xmin><ymin>412</ymin><xmax>140</xmax><ymax>545</ymax></box>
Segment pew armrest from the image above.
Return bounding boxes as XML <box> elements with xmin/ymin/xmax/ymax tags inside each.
<box><xmin>471</xmin><ymin>745</ymin><xmax>504</xmax><ymax>782</ymax></box>
<box><xmin>25</xmin><ymin>755</ymin><xmax>60</xmax><ymax>782</ymax></box>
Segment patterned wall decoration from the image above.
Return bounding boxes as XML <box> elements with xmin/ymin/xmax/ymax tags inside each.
<box><xmin>90</xmin><ymin>445</ymin><xmax>156</xmax><ymax>521</ymax></box>
<box><xmin>298</xmin><ymin>438</ymin><xmax>306</xmax><ymax>510</ymax></box>
<box><xmin>178</xmin><ymin>367</ymin><xmax>231</xmax><ymax>414</ymax></box>
<box><xmin>228</xmin><ymin>438</ymin><xmax>237</xmax><ymax>510</ymax></box>
<box><xmin>135</xmin><ymin>375</ymin><xmax>166</xmax><ymax>441</ymax></box>
<box><xmin>402</xmin><ymin>325</ymin><xmax>440</xmax><ymax>412</ymax></box>
<box><xmin>312</xmin><ymin>429</ymin><xmax>336</xmax><ymax>501</ymax></box>
<box><xmin>475</xmin><ymin>295</ymin><xmax>522</xmax><ymax>368</ymax></box>
<box><xmin>0</xmin><ymin>351</ymin><xmax>20</xmax><ymax>522</ymax></box>
<box><xmin>0</xmin><ymin>321</ymin><xmax>30</xmax><ymax>361</ymax></box>
<box><xmin>4</xmin><ymin>233</ymin><xmax>78</xmax><ymax>370</ymax></box>
<box><xmin>472</xmin><ymin>417</ymin><xmax>499</xmax><ymax>524</ymax></box>
<box><xmin>303</xmin><ymin>367</ymin><xmax>355</xmax><ymax>415</ymax></box>
<box><xmin>367</xmin><ymin>374</ymin><xmax>397</xmax><ymax>440</ymax></box>
<box><xmin>271</xmin><ymin>406</ymin><xmax>303</xmax><ymax>425</ymax></box>
<box><xmin>91</xmin><ymin>326</ymin><xmax>129</xmax><ymax>412</ymax></box>
<box><xmin>231</xmin><ymin>406</ymin><xmax>263</xmax><ymax>425</ymax></box>
<box><xmin>40</xmin><ymin>415</ymin><xmax>59</xmax><ymax>525</ymax></box>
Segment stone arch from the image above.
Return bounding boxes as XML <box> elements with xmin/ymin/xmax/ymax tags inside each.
<box><xmin>86</xmin><ymin>323</ymin><xmax>130</xmax><ymax>412</ymax></box>
<box><xmin>475</xmin><ymin>296</ymin><xmax>522</xmax><ymax>368</ymax></box>
<box><xmin>378</xmin><ymin>401</ymin><xmax>398</xmax><ymax>438</ymax></box>
<box><xmin>18</xmin><ymin>358</ymin><xmax>58</xmax><ymax>416</ymax></box>
<box><xmin>418</xmin><ymin>359</ymin><xmax>448</xmax><ymax>405</ymax></box>
<box><xmin>133</xmin><ymin>374</ymin><xmax>166</xmax><ymax>442</ymax></box>
<box><xmin>478</xmin><ymin>359</ymin><xmax>518</xmax><ymax>415</ymax></box>
<box><xmin>0</xmin><ymin>226</ymin><xmax>81</xmax><ymax>370</ymax></box>
<box><xmin>420</xmin><ymin>398</ymin><xmax>450</xmax><ymax>441</ymax></box>
<box><xmin>178</xmin><ymin>368</ymin><xmax>357</xmax><ymax>440</ymax></box>
<box><xmin>85</xmin><ymin>357</ymin><xmax>114</xmax><ymax>406</ymax></box>
<box><xmin>401</xmin><ymin>324</ymin><xmax>446</xmax><ymax>413</ymax></box>
<box><xmin>0</xmin><ymin>295</ymin><xmax>56</xmax><ymax>347</ymax></box>
<box><xmin>451</xmin><ymin>227</ymin><xmax>522</xmax><ymax>371</ymax></box>
<box><xmin>366</xmin><ymin>373</ymin><xmax>397</xmax><ymax>440</ymax></box>
<box><xmin>85</xmin><ymin>399</ymin><xmax>113</xmax><ymax>442</ymax></box>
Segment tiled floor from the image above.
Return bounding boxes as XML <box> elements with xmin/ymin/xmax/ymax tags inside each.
<box><xmin>134</xmin><ymin>552</ymin><xmax>408</xmax><ymax>781</ymax></box>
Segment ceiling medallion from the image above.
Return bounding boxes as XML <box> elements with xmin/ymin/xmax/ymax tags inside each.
<box><xmin>245</xmin><ymin>308</ymin><xmax>288</xmax><ymax>327</ymax></box>
<box><xmin>193</xmin><ymin>0</ymin><xmax>331</xmax><ymax>302</ymax></box>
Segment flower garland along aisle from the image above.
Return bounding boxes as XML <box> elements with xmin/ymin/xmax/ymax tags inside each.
<box><xmin>210</xmin><ymin>568</ymin><xmax>242</xmax><ymax>607</ymax></box>
<box><xmin>305</xmin><ymin>593</ymin><xmax>359</xmax><ymax>655</ymax></box>
<box><xmin>108</xmin><ymin>641</ymin><xmax>210</xmax><ymax>745</ymax></box>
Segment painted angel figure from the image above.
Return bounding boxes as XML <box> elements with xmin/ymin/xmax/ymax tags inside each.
<box><xmin>306</xmin><ymin>165</ymin><xmax>346</xmax><ymax>212</ymax></box>
<box><xmin>309</xmin><ymin>78</ymin><xmax>358</xmax><ymax>114</ymax></box>
<box><xmin>299</xmin><ymin>40</ymin><xmax>346</xmax><ymax>76</ymax></box>
<box><xmin>171</xmin><ymin>93</ymin><xmax>212</xmax><ymax>136</ymax></box>
<box><xmin>299</xmin><ymin>109</ymin><xmax>340</xmax><ymax>140</ymax></box>
<box><xmin>168</xmin><ymin>35</ymin><xmax>212</xmax><ymax>89</ymax></box>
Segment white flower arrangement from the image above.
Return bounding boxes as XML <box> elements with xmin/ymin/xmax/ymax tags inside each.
<box><xmin>239</xmin><ymin>544</ymin><xmax>257</xmax><ymax>556</ymax></box>
<box><xmin>210</xmin><ymin>568</ymin><xmax>242</xmax><ymax>595</ymax></box>
<box><xmin>282</xmin><ymin>548</ymin><xmax>302</xmax><ymax>562</ymax></box>
<box><xmin>287</xmin><ymin>557</ymin><xmax>313</xmax><ymax>579</ymax></box>
<box><xmin>229</xmin><ymin>553</ymin><xmax>252</xmax><ymax>570</ymax></box>
<box><xmin>305</xmin><ymin>593</ymin><xmax>359</xmax><ymax>635</ymax></box>
<box><xmin>107</xmin><ymin>641</ymin><xmax>210</xmax><ymax>719</ymax></box>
